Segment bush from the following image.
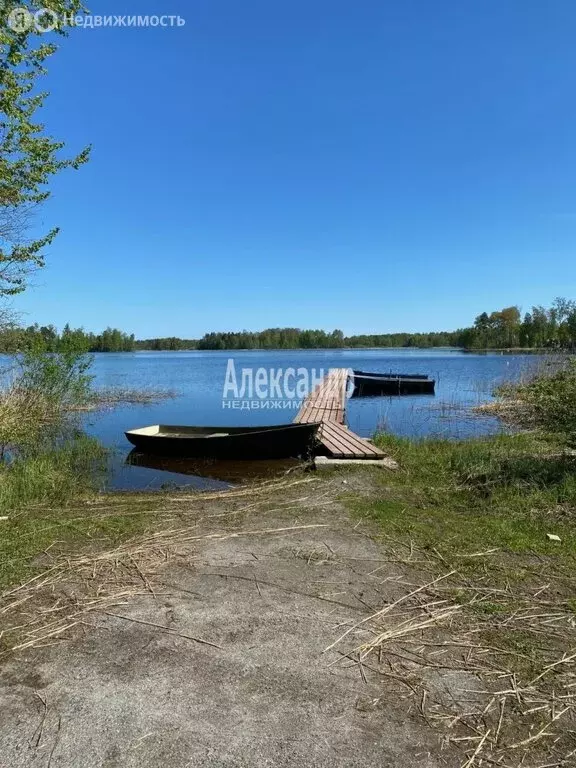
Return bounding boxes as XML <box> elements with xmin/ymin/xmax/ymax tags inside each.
<box><xmin>515</xmin><ymin>360</ymin><xmax>576</xmax><ymax>437</ymax></box>
<box><xmin>0</xmin><ymin>341</ymin><xmax>94</xmax><ymax>456</ymax></box>
<box><xmin>18</xmin><ymin>339</ymin><xmax>94</xmax><ymax>411</ymax></box>
<box><xmin>0</xmin><ymin>338</ymin><xmax>105</xmax><ymax>510</ymax></box>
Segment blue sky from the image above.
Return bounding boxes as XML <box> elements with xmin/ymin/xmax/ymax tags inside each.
<box><xmin>16</xmin><ymin>0</ymin><xmax>576</xmax><ymax>337</ymax></box>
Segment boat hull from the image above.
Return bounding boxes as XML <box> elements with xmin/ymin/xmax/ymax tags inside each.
<box><xmin>353</xmin><ymin>369</ymin><xmax>430</xmax><ymax>380</ymax></box>
<box><xmin>125</xmin><ymin>423</ymin><xmax>320</xmax><ymax>460</ymax></box>
<box><xmin>352</xmin><ymin>373</ymin><xmax>435</xmax><ymax>396</ymax></box>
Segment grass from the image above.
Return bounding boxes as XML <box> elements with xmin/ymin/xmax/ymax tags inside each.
<box><xmin>0</xmin><ymin>435</ymin><xmax>106</xmax><ymax>508</ymax></box>
<box><xmin>0</xmin><ymin>435</ymin><xmax>157</xmax><ymax>590</ymax></box>
<box><xmin>501</xmin><ymin>359</ymin><xmax>576</xmax><ymax>435</ymax></box>
<box><xmin>0</xmin><ymin>490</ymin><xmax>159</xmax><ymax>592</ymax></box>
<box><xmin>0</xmin><ymin>386</ymin><xmax>61</xmax><ymax>454</ymax></box>
<box><xmin>0</xmin><ymin>346</ymin><xmax>180</xmax><ymax>590</ymax></box>
<box><xmin>355</xmin><ymin>431</ymin><xmax>576</xmax><ymax>571</ymax></box>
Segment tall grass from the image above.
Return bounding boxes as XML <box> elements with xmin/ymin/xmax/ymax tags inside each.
<box><xmin>0</xmin><ymin>344</ymin><xmax>105</xmax><ymax>512</ymax></box>
<box><xmin>513</xmin><ymin>359</ymin><xmax>576</xmax><ymax>435</ymax></box>
<box><xmin>0</xmin><ymin>435</ymin><xmax>107</xmax><ymax>512</ymax></box>
<box><xmin>0</xmin><ymin>386</ymin><xmax>56</xmax><ymax>456</ymax></box>
<box><xmin>495</xmin><ymin>358</ymin><xmax>576</xmax><ymax>437</ymax></box>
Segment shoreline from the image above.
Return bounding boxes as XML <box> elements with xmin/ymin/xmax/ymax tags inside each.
<box><xmin>96</xmin><ymin>346</ymin><xmax>575</xmax><ymax>354</ymax></box>
<box><xmin>2</xmin><ymin>434</ymin><xmax>575</xmax><ymax>766</ymax></box>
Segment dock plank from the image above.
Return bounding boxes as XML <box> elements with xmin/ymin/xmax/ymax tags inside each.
<box><xmin>319</xmin><ymin>422</ymin><xmax>384</xmax><ymax>459</ymax></box>
<box><xmin>322</xmin><ymin>422</ymin><xmax>382</xmax><ymax>454</ymax></box>
<box><xmin>294</xmin><ymin>369</ymin><xmax>348</xmax><ymax>425</ymax></box>
<box><xmin>294</xmin><ymin>369</ymin><xmax>385</xmax><ymax>460</ymax></box>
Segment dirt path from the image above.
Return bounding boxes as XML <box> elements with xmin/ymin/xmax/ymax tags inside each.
<box><xmin>0</xmin><ymin>480</ymin><xmax>461</xmax><ymax>768</ymax></box>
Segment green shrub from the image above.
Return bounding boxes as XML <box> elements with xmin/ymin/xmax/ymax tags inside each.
<box><xmin>0</xmin><ymin>339</ymin><xmax>105</xmax><ymax>511</ymax></box>
<box><xmin>0</xmin><ymin>341</ymin><xmax>94</xmax><ymax>456</ymax></box>
<box><xmin>514</xmin><ymin>360</ymin><xmax>576</xmax><ymax>437</ymax></box>
<box><xmin>18</xmin><ymin>339</ymin><xmax>94</xmax><ymax>411</ymax></box>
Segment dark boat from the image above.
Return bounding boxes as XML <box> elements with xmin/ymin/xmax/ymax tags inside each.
<box><xmin>125</xmin><ymin>422</ymin><xmax>320</xmax><ymax>459</ymax></box>
<box><xmin>352</xmin><ymin>371</ymin><xmax>435</xmax><ymax>396</ymax></box>
<box><xmin>353</xmin><ymin>369</ymin><xmax>430</xmax><ymax>380</ymax></box>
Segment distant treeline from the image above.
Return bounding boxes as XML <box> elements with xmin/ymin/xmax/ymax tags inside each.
<box><xmin>135</xmin><ymin>329</ymin><xmax>347</xmax><ymax>350</ymax></box>
<box><xmin>3</xmin><ymin>298</ymin><xmax>575</xmax><ymax>353</ymax></box>
<box><xmin>345</xmin><ymin>331</ymin><xmax>459</xmax><ymax>348</ymax></box>
<box><xmin>137</xmin><ymin>299</ymin><xmax>576</xmax><ymax>350</ymax></box>
<box><xmin>135</xmin><ymin>337</ymin><xmax>198</xmax><ymax>351</ymax></box>
<box><xmin>192</xmin><ymin>328</ymin><xmax>462</xmax><ymax>349</ymax></box>
<box><xmin>0</xmin><ymin>324</ymin><xmax>135</xmax><ymax>353</ymax></box>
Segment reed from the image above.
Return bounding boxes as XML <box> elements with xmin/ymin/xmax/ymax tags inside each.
<box><xmin>74</xmin><ymin>386</ymin><xmax>176</xmax><ymax>411</ymax></box>
<box><xmin>0</xmin><ymin>346</ymin><xmax>106</xmax><ymax>523</ymax></box>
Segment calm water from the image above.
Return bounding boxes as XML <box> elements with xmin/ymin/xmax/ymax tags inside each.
<box><xmin>76</xmin><ymin>348</ymin><xmax>545</xmax><ymax>490</ymax></box>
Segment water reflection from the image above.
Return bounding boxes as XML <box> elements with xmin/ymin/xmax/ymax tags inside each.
<box><xmin>125</xmin><ymin>450</ymin><xmax>302</xmax><ymax>488</ymax></box>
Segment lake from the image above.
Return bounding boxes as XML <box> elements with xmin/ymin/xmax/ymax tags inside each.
<box><xmin>78</xmin><ymin>348</ymin><xmax>545</xmax><ymax>491</ymax></box>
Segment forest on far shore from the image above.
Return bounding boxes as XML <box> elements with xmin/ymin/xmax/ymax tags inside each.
<box><xmin>1</xmin><ymin>298</ymin><xmax>575</xmax><ymax>353</ymax></box>
<box><xmin>131</xmin><ymin>297</ymin><xmax>576</xmax><ymax>350</ymax></box>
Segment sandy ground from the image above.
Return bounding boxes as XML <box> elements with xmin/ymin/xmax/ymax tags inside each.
<box><xmin>0</xmin><ymin>480</ymin><xmax>462</xmax><ymax>767</ymax></box>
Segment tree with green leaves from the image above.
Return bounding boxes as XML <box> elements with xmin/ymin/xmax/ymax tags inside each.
<box><xmin>0</xmin><ymin>1</ymin><xmax>89</xmax><ymax>296</ymax></box>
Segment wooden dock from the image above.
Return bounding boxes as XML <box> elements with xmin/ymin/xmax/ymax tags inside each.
<box><xmin>294</xmin><ymin>369</ymin><xmax>385</xmax><ymax>460</ymax></box>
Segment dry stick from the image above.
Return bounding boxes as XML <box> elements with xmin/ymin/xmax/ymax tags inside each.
<box><xmin>5</xmin><ymin>590</ymin><xmax>143</xmax><ymax>651</ymax></box>
<box><xmin>10</xmin><ymin>622</ymin><xmax>82</xmax><ymax>652</ymax></box>
<box><xmin>0</xmin><ymin>567</ymin><xmax>61</xmax><ymax>600</ymax></box>
<box><xmin>529</xmin><ymin>649</ymin><xmax>576</xmax><ymax>686</ymax></box>
<box><xmin>194</xmin><ymin>492</ymin><xmax>318</xmax><ymax>521</ymax></box>
<box><xmin>31</xmin><ymin>692</ymin><xmax>47</xmax><ymax>749</ymax></box>
<box><xmin>495</xmin><ymin>697</ymin><xmax>506</xmax><ymax>746</ymax></box>
<box><xmin>460</xmin><ymin>728</ymin><xmax>491</xmax><ymax>768</ymax></box>
<box><xmin>454</xmin><ymin>549</ymin><xmax>501</xmax><ymax>559</ymax></box>
<box><xmin>25</xmin><ymin>523</ymin><xmax>329</xmax><ymax>583</ymax></box>
<box><xmin>334</xmin><ymin>650</ymin><xmax>421</xmax><ymax>694</ymax></box>
<box><xmin>505</xmin><ymin>706</ymin><xmax>573</xmax><ymax>750</ymax></box>
<box><xmin>0</xmin><ymin>593</ymin><xmax>32</xmax><ymax>615</ymax></box>
<box><xmin>323</xmin><ymin>570</ymin><xmax>456</xmax><ymax>654</ymax></box>
<box><xmin>166</xmin><ymin>477</ymin><xmax>315</xmax><ymax>502</ymax></box>
<box><xmin>532</xmin><ymin>763</ymin><xmax>564</xmax><ymax>768</ymax></box>
<box><xmin>402</xmin><ymin>640</ymin><xmax>538</xmax><ymax>664</ymax></box>
<box><xmin>46</xmin><ymin>715</ymin><xmax>61</xmax><ymax>768</ymax></box>
<box><xmin>71</xmin><ymin>524</ymin><xmax>329</xmax><ymax>564</ymax></box>
<box><xmin>129</xmin><ymin>555</ymin><xmax>156</xmax><ymax>596</ymax></box>
<box><xmin>253</xmin><ymin>577</ymin><xmax>263</xmax><ymax>599</ymax></box>
<box><xmin>469</xmin><ymin>755</ymin><xmax>516</xmax><ymax>768</ymax></box>
<box><xmin>354</xmin><ymin>607</ymin><xmax>462</xmax><ymax>662</ymax></box>
<box><xmin>481</xmin><ymin>694</ymin><xmax>497</xmax><ymax>717</ymax></box>
<box><xmin>102</xmin><ymin>611</ymin><xmax>222</xmax><ymax>649</ymax></box>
